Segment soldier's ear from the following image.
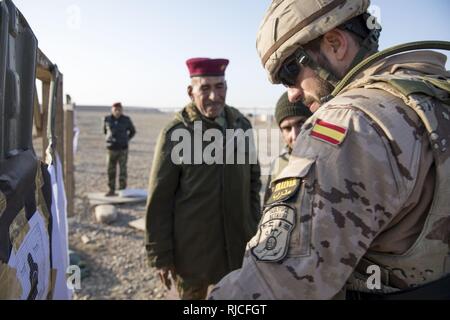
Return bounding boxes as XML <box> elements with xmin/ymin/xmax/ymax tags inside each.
<box><xmin>322</xmin><ymin>29</ymin><xmax>348</xmax><ymax>61</ymax></box>
<box><xmin>187</xmin><ymin>85</ymin><xmax>194</xmax><ymax>100</ymax></box>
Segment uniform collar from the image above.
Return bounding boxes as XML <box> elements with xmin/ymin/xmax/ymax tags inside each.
<box><xmin>343</xmin><ymin>50</ymin><xmax>450</xmax><ymax>93</ymax></box>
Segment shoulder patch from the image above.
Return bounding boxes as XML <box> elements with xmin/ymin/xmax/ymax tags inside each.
<box><xmin>310</xmin><ymin>119</ymin><xmax>348</xmax><ymax>146</ymax></box>
<box><xmin>266</xmin><ymin>177</ymin><xmax>300</xmax><ymax>205</ymax></box>
<box><xmin>251</xmin><ymin>204</ymin><xmax>296</xmax><ymax>262</ymax></box>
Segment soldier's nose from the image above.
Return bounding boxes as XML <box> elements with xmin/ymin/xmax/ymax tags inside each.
<box><xmin>287</xmin><ymin>87</ymin><xmax>303</xmax><ymax>104</ymax></box>
<box><xmin>289</xmin><ymin>130</ymin><xmax>297</xmax><ymax>144</ymax></box>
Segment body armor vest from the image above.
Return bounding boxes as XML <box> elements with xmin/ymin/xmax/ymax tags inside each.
<box><xmin>346</xmin><ymin>73</ymin><xmax>450</xmax><ymax>295</ymax></box>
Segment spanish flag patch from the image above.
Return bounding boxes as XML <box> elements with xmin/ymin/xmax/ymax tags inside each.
<box><xmin>311</xmin><ymin>119</ymin><xmax>347</xmax><ymax>146</ymax></box>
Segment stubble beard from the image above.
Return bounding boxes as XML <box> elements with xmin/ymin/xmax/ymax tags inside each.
<box><xmin>303</xmin><ymin>77</ymin><xmax>334</xmax><ymax>112</ymax></box>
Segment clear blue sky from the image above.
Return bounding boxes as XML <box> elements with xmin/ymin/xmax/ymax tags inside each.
<box><xmin>13</xmin><ymin>0</ymin><xmax>450</xmax><ymax>110</ymax></box>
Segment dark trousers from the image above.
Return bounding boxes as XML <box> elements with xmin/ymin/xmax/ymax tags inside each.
<box><xmin>107</xmin><ymin>149</ymin><xmax>128</xmax><ymax>191</ymax></box>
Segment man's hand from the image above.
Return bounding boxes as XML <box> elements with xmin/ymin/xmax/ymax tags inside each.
<box><xmin>158</xmin><ymin>266</ymin><xmax>175</xmax><ymax>290</ymax></box>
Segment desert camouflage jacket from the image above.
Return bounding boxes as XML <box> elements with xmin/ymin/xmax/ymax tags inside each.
<box><xmin>209</xmin><ymin>50</ymin><xmax>450</xmax><ymax>299</ymax></box>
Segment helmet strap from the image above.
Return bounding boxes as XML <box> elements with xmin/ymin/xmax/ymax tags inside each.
<box><xmin>301</xmin><ymin>49</ymin><xmax>339</xmax><ymax>88</ymax></box>
<box><xmin>348</xmin><ymin>27</ymin><xmax>381</xmax><ymax>71</ymax></box>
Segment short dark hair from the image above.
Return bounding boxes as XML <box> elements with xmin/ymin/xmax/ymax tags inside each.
<box><xmin>112</xmin><ymin>102</ymin><xmax>122</xmax><ymax>109</ymax></box>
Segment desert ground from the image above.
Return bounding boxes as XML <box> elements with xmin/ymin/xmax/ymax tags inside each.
<box><xmin>46</xmin><ymin>108</ymin><xmax>277</xmax><ymax>300</ymax></box>
<box><xmin>68</xmin><ymin>109</ymin><xmax>173</xmax><ymax>300</ymax></box>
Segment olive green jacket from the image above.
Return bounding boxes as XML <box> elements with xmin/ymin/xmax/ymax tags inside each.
<box><xmin>263</xmin><ymin>148</ymin><xmax>291</xmax><ymax>204</ymax></box>
<box><xmin>145</xmin><ymin>103</ymin><xmax>261</xmax><ymax>286</ymax></box>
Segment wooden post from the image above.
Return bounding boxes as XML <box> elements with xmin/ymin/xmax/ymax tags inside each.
<box><xmin>33</xmin><ymin>85</ymin><xmax>43</xmax><ymax>136</ymax></box>
<box><xmin>41</xmin><ymin>81</ymin><xmax>50</xmax><ymax>160</ymax></box>
<box><xmin>64</xmin><ymin>103</ymin><xmax>75</xmax><ymax>217</ymax></box>
<box><xmin>36</xmin><ymin>49</ymin><xmax>75</xmax><ymax>217</ymax></box>
<box><xmin>55</xmin><ymin>74</ymin><xmax>64</xmax><ymax>170</ymax></box>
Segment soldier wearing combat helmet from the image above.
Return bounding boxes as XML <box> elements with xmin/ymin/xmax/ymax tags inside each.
<box><xmin>209</xmin><ymin>0</ymin><xmax>450</xmax><ymax>299</ymax></box>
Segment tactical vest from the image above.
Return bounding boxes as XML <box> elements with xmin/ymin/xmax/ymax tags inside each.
<box><xmin>339</xmin><ymin>57</ymin><xmax>450</xmax><ymax>297</ymax></box>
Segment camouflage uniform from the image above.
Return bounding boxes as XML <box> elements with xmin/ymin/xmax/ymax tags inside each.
<box><xmin>107</xmin><ymin>149</ymin><xmax>128</xmax><ymax>191</ymax></box>
<box><xmin>210</xmin><ymin>50</ymin><xmax>450</xmax><ymax>300</ymax></box>
<box><xmin>209</xmin><ymin>0</ymin><xmax>450</xmax><ymax>298</ymax></box>
<box><xmin>103</xmin><ymin>114</ymin><xmax>136</xmax><ymax>191</ymax></box>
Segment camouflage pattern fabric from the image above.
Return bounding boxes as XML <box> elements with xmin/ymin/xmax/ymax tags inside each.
<box><xmin>256</xmin><ymin>0</ymin><xmax>370</xmax><ymax>83</ymax></box>
<box><xmin>208</xmin><ymin>51</ymin><xmax>449</xmax><ymax>300</ymax></box>
<box><xmin>107</xmin><ymin>149</ymin><xmax>128</xmax><ymax>191</ymax></box>
<box><xmin>0</xmin><ymin>151</ymin><xmax>54</xmax><ymax>299</ymax></box>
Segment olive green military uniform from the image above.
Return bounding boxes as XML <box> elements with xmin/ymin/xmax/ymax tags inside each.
<box><xmin>145</xmin><ymin>103</ymin><xmax>261</xmax><ymax>299</ymax></box>
<box><xmin>263</xmin><ymin>149</ymin><xmax>290</xmax><ymax>204</ymax></box>
<box><xmin>103</xmin><ymin>114</ymin><xmax>136</xmax><ymax>192</ymax></box>
<box><xmin>209</xmin><ymin>50</ymin><xmax>450</xmax><ymax>300</ymax></box>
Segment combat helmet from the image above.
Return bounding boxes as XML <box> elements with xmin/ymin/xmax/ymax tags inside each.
<box><xmin>256</xmin><ymin>0</ymin><xmax>380</xmax><ymax>86</ymax></box>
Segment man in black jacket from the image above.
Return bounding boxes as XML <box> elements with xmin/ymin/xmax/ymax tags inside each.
<box><xmin>103</xmin><ymin>102</ymin><xmax>136</xmax><ymax>196</ymax></box>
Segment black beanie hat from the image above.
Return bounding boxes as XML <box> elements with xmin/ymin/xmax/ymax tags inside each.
<box><xmin>275</xmin><ymin>92</ymin><xmax>313</xmax><ymax>126</ymax></box>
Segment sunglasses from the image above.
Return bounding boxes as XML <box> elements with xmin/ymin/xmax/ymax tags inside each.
<box><xmin>277</xmin><ymin>48</ymin><xmax>312</xmax><ymax>87</ymax></box>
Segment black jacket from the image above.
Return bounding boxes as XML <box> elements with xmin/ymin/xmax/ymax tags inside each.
<box><xmin>103</xmin><ymin>114</ymin><xmax>136</xmax><ymax>150</ymax></box>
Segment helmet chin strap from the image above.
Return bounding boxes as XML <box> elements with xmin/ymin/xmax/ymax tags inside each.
<box><xmin>318</xmin><ymin>26</ymin><xmax>381</xmax><ymax>104</ymax></box>
<box><xmin>302</xmin><ymin>52</ymin><xmax>340</xmax><ymax>88</ymax></box>
<box><xmin>348</xmin><ymin>28</ymin><xmax>381</xmax><ymax>72</ymax></box>
<box><xmin>302</xmin><ymin>55</ymin><xmax>339</xmax><ymax>105</ymax></box>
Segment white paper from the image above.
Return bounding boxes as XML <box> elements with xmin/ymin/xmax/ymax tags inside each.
<box><xmin>48</xmin><ymin>154</ymin><xmax>72</xmax><ymax>300</ymax></box>
<box><xmin>8</xmin><ymin>211</ymin><xmax>51</xmax><ymax>300</ymax></box>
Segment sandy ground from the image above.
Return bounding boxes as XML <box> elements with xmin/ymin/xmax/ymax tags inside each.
<box><xmin>38</xmin><ymin>108</ymin><xmax>277</xmax><ymax>300</ymax></box>
<box><xmin>68</xmin><ymin>110</ymin><xmax>173</xmax><ymax>300</ymax></box>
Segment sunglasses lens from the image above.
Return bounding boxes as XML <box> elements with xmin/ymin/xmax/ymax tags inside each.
<box><xmin>278</xmin><ymin>59</ymin><xmax>300</xmax><ymax>87</ymax></box>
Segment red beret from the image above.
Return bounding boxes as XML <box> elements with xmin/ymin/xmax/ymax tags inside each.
<box><xmin>186</xmin><ymin>58</ymin><xmax>229</xmax><ymax>78</ymax></box>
